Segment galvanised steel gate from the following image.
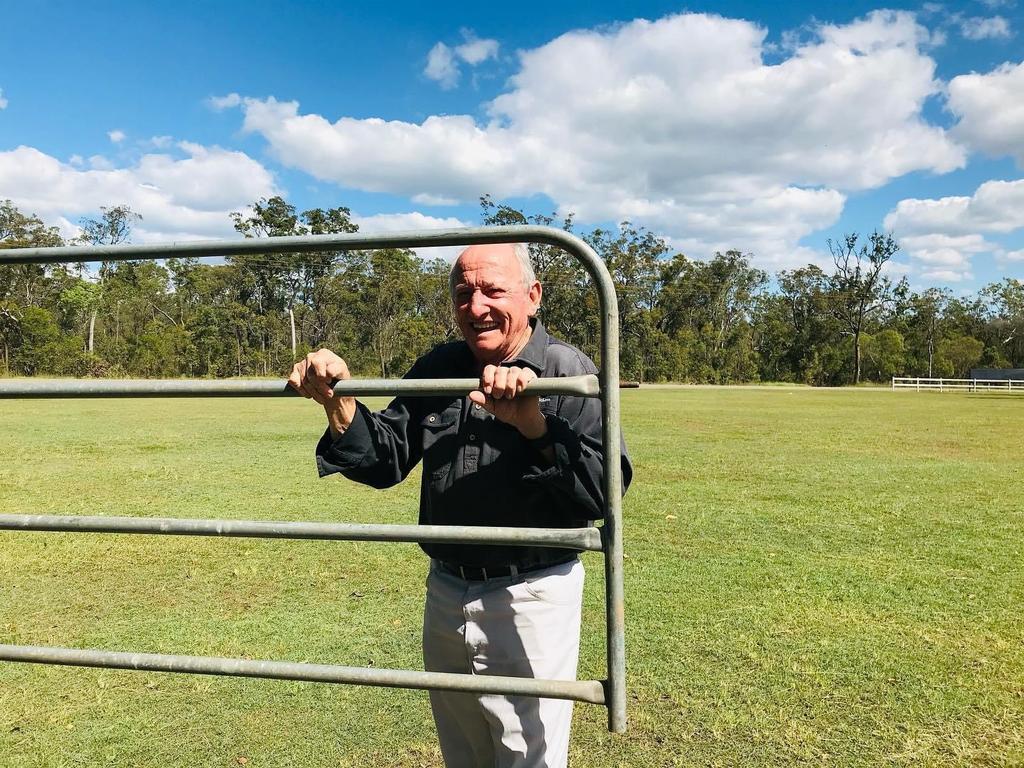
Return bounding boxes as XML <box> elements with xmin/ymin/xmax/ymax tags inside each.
<box><xmin>0</xmin><ymin>225</ymin><xmax>627</xmax><ymax>732</ymax></box>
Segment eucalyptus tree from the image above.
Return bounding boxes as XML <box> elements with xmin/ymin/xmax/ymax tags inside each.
<box><xmin>230</xmin><ymin>196</ymin><xmax>360</xmax><ymax>373</ymax></box>
<box><xmin>0</xmin><ymin>199</ymin><xmax>64</xmax><ymax>307</ymax></box>
<box><xmin>758</xmin><ymin>265</ymin><xmax>839</xmax><ymax>383</ymax></box>
<box><xmin>0</xmin><ymin>201</ymin><xmax>65</xmax><ymax>371</ymax></box>
<box><xmin>75</xmin><ymin>205</ymin><xmax>143</xmax><ymax>354</ymax></box>
<box><xmin>586</xmin><ymin>223</ymin><xmax>668</xmax><ymax>381</ymax></box>
<box><xmin>980</xmin><ymin>278</ymin><xmax>1024</xmax><ymax>368</ymax></box>
<box><xmin>350</xmin><ymin>248</ymin><xmax>422</xmax><ymax>377</ymax></box>
<box><xmin>902</xmin><ymin>288</ymin><xmax>951</xmax><ymax>376</ymax></box>
<box><xmin>825</xmin><ymin>231</ymin><xmax>904</xmax><ymax>384</ymax></box>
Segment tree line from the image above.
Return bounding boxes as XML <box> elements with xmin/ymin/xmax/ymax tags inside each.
<box><xmin>1</xmin><ymin>195</ymin><xmax>1021</xmax><ymax>385</ymax></box>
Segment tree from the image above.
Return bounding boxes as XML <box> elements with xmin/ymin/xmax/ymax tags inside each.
<box><xmin>59</xmin><ymin>279</ymin><xmax>102</xmax><ymax>346</ymax></box>
<box><xmin>0</xmin><ymin>302</ymin><xmax>19</xmax><ymax>373</ymax></box>
<box><xmin>586</xmin><ymin>223</ymin><xmax>668</xmax><ymax>381</ymax></box>
<box><xmin>936</xmin><ymin>333</ymin><xmax>984</xmax><ymax>377</ymax></box>
<box><xmin>417</xmin><ymin>257</ymin><xmax>459</xmax><ymax>343</ymax></box>
<box><xmin>693</xmin><ymin>251</ymin><xmax>766</xmax><ymax>382</ymax></box>
<box><xmin>229</xmin><ymin>196</ymin><xmax>361</xmax><ymax>373</ymax></box>
<box><xmin>980</xmin><ymin>278</ymin><xmax>1024</xmax><ymax>368</ymax></box>
<box><xmin>754</xmin><ymin>265</ymin><xmax>841</xmax><ymax>384</ymax></box>
<box><xmin>295</xmin><ymin>203</ymin><xmax>360</xmax><ymax>352</ymax></box>
<box><xmin>8</xmin><ymin>306</ymin><xmax>87</xmax><ymax>376</ymax></box>
<box><xmin>862</xmin><ymin>329</ymin><xmax>906</xmax><ymax>381</ymax></box>
<box><xmin>904</xmin><ymin>288</ymin><xmax>950</xmax><ymax>376</ymax></box>
<box><xmin>0</xmin><ymin>200</ymin><xmax>64</xmax><ymax>307</ymax></box>
<box><xmin>656</xmin><ymin>251</ymin><xmax>766</xmax><ymax>382</ymax></box>
<box><xmin>826</xmin><ymin>231</ymin><xmax>904</xmax><ymax>384</ymax></box>
<box><xmin>76</xmin><ymin>205</ymin><xmax>142</xmax><ymax>248</ymax></box>
<box><xmin>75</xmin><ymin>205</ymin><xmax>143</xmax><ymax>354</ymax></box>
<box><xmin>4</xmin><ymin>192</ymin><xmax>1021</xmax><ymax>387</ymax></box>
<box><xmin>356</xmin><ymin>248</ymin><xmax>421</xmax><ymax>378</ymax></box>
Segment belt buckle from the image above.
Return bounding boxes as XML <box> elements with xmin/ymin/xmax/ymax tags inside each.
<box><xmin>452</xmin><ymin>563</ymin><xmax>518</xmax><ymax>581</ymax></box>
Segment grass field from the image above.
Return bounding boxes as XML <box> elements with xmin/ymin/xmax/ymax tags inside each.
<box><xmin>1</xmin><ymin>387</ymin><xmax>1022</xmax><ymax>767</ymax></box>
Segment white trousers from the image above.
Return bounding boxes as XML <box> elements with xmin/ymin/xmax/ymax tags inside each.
<box><xmin>422</xmin><ymin>558</ymin><xmax>585</xmax><ymax>768</ymax></box>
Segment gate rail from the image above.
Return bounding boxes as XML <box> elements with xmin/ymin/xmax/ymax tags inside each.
<box><xmin>0</xmin><ymin>225</ymin><xmax>628</xmax><ymax>731</ymax></box>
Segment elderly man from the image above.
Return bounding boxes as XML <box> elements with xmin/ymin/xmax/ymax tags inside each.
<box><xmin>289</xmin><ymin>242</ymin><xmax>631</xmax><ymax>768</ymax></box>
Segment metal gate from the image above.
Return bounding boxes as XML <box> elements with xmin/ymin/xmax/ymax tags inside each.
<box><xmin>0</xmin><ymin>225</ymin><xmax>627</xmax><ymax>732</ymax></box>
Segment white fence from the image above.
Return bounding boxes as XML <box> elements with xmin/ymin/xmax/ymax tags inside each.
<box><xmin>892</xmin><ymin>377</ymin><xmax>1024</xmax><ymax>393</ymax></box>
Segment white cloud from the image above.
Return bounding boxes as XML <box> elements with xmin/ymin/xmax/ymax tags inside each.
<box><xmin>351</xmin><ymin>211</ymin><xmax>469</xmax><ymax>231</ymax></box>
<box><xmin>1002</xmin><ymin>249</ymin><xmax>1024</xmax><ymax>262</ymax></box>
<box><xmin>424</xmin><ymin>43</ymin><xmax>459</xmax><ymax>89</ymax></box>
<box><xmin>0</xmin><ymin>143</ymin><xmax>278</xmax><ymax>243</ymax></box>
<box><xmin>108</xmin><ymin>129</ymin><xmax>126</xmax><ymax>143</ymax></box>
<box><xmin>88</xmin><ymin>155</ymin><xmax>114</xmax><ymax>170</ymax></box>
<box><xmin>885</xmin><ymin>178</ymin><xmax>1024</xmax><ymax>234</ymax></box>
<box><xmin>412</xmin><ymin>192</ymin><xmax>460</xmax><ymax>206</ymax></box>
<box><xmin>959</xmin><ymin>15</ymin><xmax>1011</xmax><ymax>40</ymax></box>
<box><xmin>0</xmin><ymin>88</ymin><xmax>7</xmax><ymax>110</ymax></box>
<box><xmin>901</xmin><ymin>231</ymin><xmax>988</xmax><ymax>262</ymax></box>
<box><xmin>948</xmin><ymin>61</ymin><xmax>1024</xmax><ymax>165</ymax></box>
<box><xmin>921</xmin><ymin>268</ymin><xmax>971</xmax><ymax>282</ymax></box>
<box><xmin>884</xmin><ymin>178</ymin><xmax>1024</xmax><ymax>281</ymax></box>
<box><xmin>148</xmin><ymin>135</ymin><xmax>173</xmax><ymax>149</ymax></box>
<box><xmin>455</xmin><ymin>35</ymin><xmax>499</xmax><ymax>65</ymax></box>
<box><xmin>424</xmin><ymin>31</ymin><xmax>499</xmax><ymax>89</ymax></box>
<box><xmin>231</xmin><ymin>10</ymin><xmax>963</xmax><ymax>268</ymax></box>
<box><xmin>351</xmin><ymin>211</ymin><xmax>472</xmax><ymax>262</ymax></box>
<box><xmin>207</xmin><ymin>92</ymin><xmax>242</xmax><ymax>111</ymax></box>
<box><xmin>577</xmin><ymin>184</ymin><xmax>846</xmax><ymax>270</ymax></box>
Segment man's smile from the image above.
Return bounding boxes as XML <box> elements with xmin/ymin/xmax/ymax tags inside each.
<box><xmin>471</xmin><ymin>321</ymin><xmax>500</xmax><ymax>332</ymax></box>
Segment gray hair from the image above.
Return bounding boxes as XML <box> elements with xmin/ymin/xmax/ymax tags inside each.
<box><xmin>449</xmin><ymin>243</ymin><xmax>536</xmax><ymax>300</ymax></box>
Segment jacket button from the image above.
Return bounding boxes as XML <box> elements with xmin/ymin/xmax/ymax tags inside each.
<box><xmin>469</xmin><ymin>434</ymin><xmax>477</xmax><ymax>442</ymax></box>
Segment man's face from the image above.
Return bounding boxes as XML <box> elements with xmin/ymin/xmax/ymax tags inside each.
<box><xmin>452</xmin><ymin>245</ymin><xmax>541</xmax><ymax>366</ymax></box>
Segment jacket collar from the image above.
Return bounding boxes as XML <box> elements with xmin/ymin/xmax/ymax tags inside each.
<box><xmin>456</xmin><ymin>318</ymin><xmax>549</xmax><ymax>374</ymax></box>
<box><xmin>507</xmin><ymin>318</ymin><xmax>548</xmax><ymax>374</ymax></box>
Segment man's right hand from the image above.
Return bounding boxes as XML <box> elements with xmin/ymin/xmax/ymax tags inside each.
<box><xmin>288</xmin><ymin>349</ymin><xmax>357</xmax><ymax>438</ymax></box>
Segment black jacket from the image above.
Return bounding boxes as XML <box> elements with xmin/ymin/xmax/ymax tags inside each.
<box><xmin>315</xmin><ymin>320</ymin><xmax>632</xmax><ymax>568</ymax></box>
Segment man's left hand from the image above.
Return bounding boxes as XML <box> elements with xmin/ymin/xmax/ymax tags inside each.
<box><xmin>470</xmin><ymin>365</ymin><xmax>547</xmax><ymax>440</ymax></box>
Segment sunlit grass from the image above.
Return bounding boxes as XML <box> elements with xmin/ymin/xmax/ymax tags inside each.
<box><xmin>1</xmin><ymin>388</ymin><xmax>1021</xmax><ymax>766</ymax></box>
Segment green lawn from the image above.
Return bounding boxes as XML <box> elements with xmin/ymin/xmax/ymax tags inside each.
<box><xmin>1</xmin><ymin>388</ymin><xmax>1021</xmax><ymax>767</ymax></box>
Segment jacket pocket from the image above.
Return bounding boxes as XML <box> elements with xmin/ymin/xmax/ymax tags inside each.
<box><xmin>421</xmin><ymin>405</ymin><xmax>460</xmax><ymax>481</ymax></box>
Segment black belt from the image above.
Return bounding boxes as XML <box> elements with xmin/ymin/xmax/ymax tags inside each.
<box><xmin>438</xmin><ymin>556</ymin><xmax>576</xmax><ymax>582</ymax></box>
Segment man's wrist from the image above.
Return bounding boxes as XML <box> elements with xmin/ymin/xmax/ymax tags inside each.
<box><xmin>327</xmin><ymin>397</ymin><xmax>357</xmax><ymax>439</ymax></box>
<box><xmin>518</xmin><ymin>411</ymin><xmax>548</xmax><ymax>441</ymax></box>
<box><xmin>523</xmin><ymin>413</ymin><xmax>556</xmax><ymax>464</ymax></box>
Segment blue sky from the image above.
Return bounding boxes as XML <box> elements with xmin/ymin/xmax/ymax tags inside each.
<box><xmin>1</xmin><ymin>0</ymin><xmax>1023</xmax><ymax>291</ymax></box>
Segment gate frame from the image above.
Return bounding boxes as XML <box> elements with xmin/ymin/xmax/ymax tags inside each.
<box><xmin>0</xmin><ymin>225</ymin><xmax>627</xmax><ymax>732</ymax></box>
